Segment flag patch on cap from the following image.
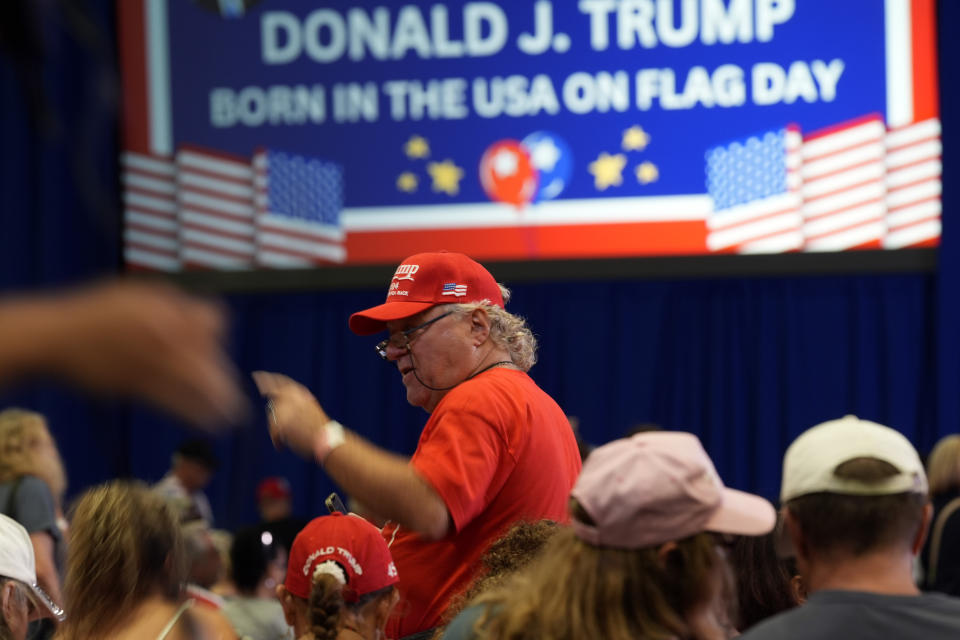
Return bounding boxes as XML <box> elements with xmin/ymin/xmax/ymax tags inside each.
<box><xmin>441</xmin><ymin>283</ymin><xmax>467</xmax><ymax>297</ymax></box>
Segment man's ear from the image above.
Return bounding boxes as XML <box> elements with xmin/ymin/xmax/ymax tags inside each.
<box><xmin>912</xmin><ymin>502</ymin><xmax>934</xmax><ymax>555</ymax></box>
<box><xmin>783</xmin><ymin>509</ymin><xmax>809</xmax><ymax>563</ymax></box>
<box><xmin>469</xmin><ymin>308</ymin><xmax>491</xmax><ymax>346</ymax></box>
<box><xmin>0</xmin><ymin>581</ymin><xmax>19</xmax><ymax>622</ymax></box>
<box><xmin>1</xmin><ymin>581</ymin><xmax>11</xmax><ymax>618</ymax></box>
<box><xmin>790</xmin><ymin>574</ymin><xmax>807</xmax><ymax>604</ymax></box>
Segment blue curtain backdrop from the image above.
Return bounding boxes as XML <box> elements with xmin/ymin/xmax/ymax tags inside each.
<box><xmin>0</xmin><ymin>0</ymin><xmax>954</xmax><ymax>530</ymax></box>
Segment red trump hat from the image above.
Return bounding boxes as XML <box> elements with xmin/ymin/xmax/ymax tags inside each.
<box><xmin>349</xmin><ymin>251</ymin><xmax>504</xmax><ymax>335</ymax></box>
<box><xmin>285</xmin><ymin>513</ymin><xmax>398</xmax><ymax>602</ymax></box>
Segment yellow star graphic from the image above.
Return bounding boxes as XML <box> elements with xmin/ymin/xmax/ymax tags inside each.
<box><xmin>404</xmin><ymin>135</ymin><xmax>430</xmax><ymax>159</ymax></box>
<box><xmin>635</xmin><ymin>161</ymin><xmax>659</xmax><ymax>185</ymax></box>
<box><xmin>396</xmin><ymin>172</ymin><xmax>418</xmax><ymax>193</ymax></box>
<box><xmin>622</xmin><ymin>126</ymin><xmax>651</xmax><ymax>151</ymax></box>
<box><xmin>427</xmin><ymin>160</ymin><xmax>464</xmax><ymax>196</ymax></box>
<box><xmin>588</xmin><ymin>153</ymin><xmax>627</xmax><ymax>191</ymax></box>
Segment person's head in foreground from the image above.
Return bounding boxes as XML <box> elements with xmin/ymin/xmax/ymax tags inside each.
<box><xmin>445</xmin><ymin>431</ymin><xmax>776</xmax><ymax>640</ymax></box>
<box><xmin>58</xmin><ymin>481</ymin><xmax>224</xmax><ymax>640</ymax></box>
<box><xmin>0</xmin><ymin>514</ymin><xmax>63</xmax><ymax>640</ymax></box>
<box><xmin>436</xmin><ymin>520</ymin><xmax>560</xmax><ymax>634</ymax></box>
<box><xmin>349</xmin><ymin>251</ymin><xmax>536</xmax><ymax>412</ymax></box>
<box><xmin>777</xmin><ymin>415</ymin><xmax>931</xmax><ymax>593</ymax></box>
<box><xmin>278</xmin><ymin>514</ymin><xmax>399</xmax><ymax>640</ymax></box>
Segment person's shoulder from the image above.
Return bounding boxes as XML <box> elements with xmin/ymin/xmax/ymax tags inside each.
<box><xmin>441</xmin><ymin>604</ymin><xmax>492</xmax><ymax>640</ymax></box>
<box><xmin>154</xmin><ymin>474</ymin><xmax>186</xmax><ymax>495</ymax></box>
<box><xmin>448</xmin><ymin>368</ymin><xmax>544</xmax><ymax>405</ymax></box>
<box><xmin>739</xmin><ymin>606</ymin><xmax>806</xmax><ymax>639</ymax></box>
<box><xmin>916</xmin><ymin>590</ymin><xmax>960</xmax><ymax>612</ymax></box>
<box><xmin>15</xmin><ymin>474</ymin><xmax>51</xmax><ymax>495</ymax></box>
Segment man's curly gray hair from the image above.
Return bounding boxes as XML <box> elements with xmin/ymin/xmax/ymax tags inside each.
<box><xmin>449</xmin><ymin>284</ymin><xmax>537</xmax><ymax>372</ymax></box>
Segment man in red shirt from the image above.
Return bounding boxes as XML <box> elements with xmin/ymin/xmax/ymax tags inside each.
<box><xmin>254</xmin><ymin>251</ymin><xmax>582</xmax><ymax>639</ymax></box>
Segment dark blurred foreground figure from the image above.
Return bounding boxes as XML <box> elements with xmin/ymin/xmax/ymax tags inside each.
<box><xmin>742</xmin><ymin>416</ymin><xmax>960</xmax><ymax>640</ymax></box>
<box><xmin>57</xmin><ymin>481</ymin><xmax>236</xmax><ymax>640</ymax></box>
<box><xmin>921</xmin><ymin>434</ymin><xmax>960</xmax><ymax>595</ymax></box>
<box><xmin>441</xmin><ymin>432</ymin><xmax>776</xmax><ymax>640</ymax></box>
<box><xmin>0</xmin><ymin>514</ymin><xmax>63</xmax><ymax>640</ymax></box>
<box><xmin>277</xmin><ymin>514</ymin><xmax>399</xmax><ymax>640</ymax></box>
<box><xmin>223</xmin><ymin>526</ymin><xmax>289</xmax><ymax>640</ymax></box>
<box><xmin>728</xmin><ymin>521</ymin><xmax>804</xmax><ymax>632</ymax></box>
<box><xmin>0</xmin><ymin>281</ymin><xmax>245</xmax><ymax>429</ymax></box>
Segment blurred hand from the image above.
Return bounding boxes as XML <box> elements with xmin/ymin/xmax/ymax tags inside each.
<box><xmin>3</xmin><ymin>280</ymin><xmax>247</xmax><ymax>428</ymax></box>
<box><xmin>252</xmin><ymin>371</ymin><xmax>332</xmax><ymax>460</ymax></box>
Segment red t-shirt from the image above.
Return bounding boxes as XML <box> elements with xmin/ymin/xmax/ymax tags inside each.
<box><xmin>382</xmin><ymin>368</ymin><xmax>582</xmax><ymax>638</ymax></box>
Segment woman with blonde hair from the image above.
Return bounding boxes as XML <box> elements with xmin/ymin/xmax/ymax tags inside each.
<box><xmin>442</xmin><ymin>432</ymin><xmax>776</xmax><ymax>640</ymax></box>
<box><xmin>921</xmin><ymin>434</ymin><xmax>960</xmax><ymax>594</ymax></box>
<box><xmin>276</xmin><ymin>513</ymin><xmax>399</xmax><ymax>640</ymax></box>
<box><xmin>57</xmin><ymin>481</ymin><xmax>235</xmax><ymax>640</ymax></box>
<box><xmin>0</xmin><ymin>408</ymin><xmax>68</xmax><ymax>625</ymax></box>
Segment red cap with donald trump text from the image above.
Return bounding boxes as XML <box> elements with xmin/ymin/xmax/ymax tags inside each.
<box><xmin>285</xmin><ymin>513</ymin><xmax>399</xmax><ymax>603</ymax></box>
<box><xmin>349</xmin><ymin>251</ymin><xmax>504</xmax><ymax>335</ymax></box>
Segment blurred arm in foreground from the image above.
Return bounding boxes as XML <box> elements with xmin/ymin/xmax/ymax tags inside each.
<box><xmin>0</xmin><ymin>280</ymin><xmax>246</xmax><ymax>428</ymax></box>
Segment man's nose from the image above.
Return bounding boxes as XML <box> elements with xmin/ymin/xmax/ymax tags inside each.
<box><xmin>385</xmin><ymin>342</ymin><xmax>409</xmax><ymax>361</ymax></box>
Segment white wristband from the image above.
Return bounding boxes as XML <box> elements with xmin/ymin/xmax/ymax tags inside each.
<box><xmin>319</xmin><ymin>420</ymin><xmax>346</xmax><ymax>465</ymax></box>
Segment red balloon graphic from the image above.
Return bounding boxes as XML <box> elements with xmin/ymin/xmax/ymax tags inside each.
<box><xmin>479</xmin><ymin>140</ymin><xmax>539</xmax><ymax>207</ymax></box>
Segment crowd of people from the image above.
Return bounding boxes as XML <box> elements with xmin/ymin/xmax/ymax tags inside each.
<box><xmin>1</xmin><ymin>252</ymin><xmax>959</xmax><ymax>640</ymax></box>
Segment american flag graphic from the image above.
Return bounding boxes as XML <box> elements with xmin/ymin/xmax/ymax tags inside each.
<box><xmin>705</xmin><ymin>127</ymin><xmax>804</xmax><ymax>253</ymax></box>
<box><xmin>704</xmin><ymin>115</ymin><xmax>941</xmax><ymax>254</ymax></box>
<box><xmin>801</xmin><ymin>115</ymin><xmax>887</xmax><ymax>251</ymax></box>
<box><xmin>120</xmin><ymin>152</ymin><xmax>179</xmax><ymax>271</ymax></box>
<box><xmin>441</xmin><ymin>283</ymin><xmax>468</xmax><ymax>297</ymax></box>
<box><xmin>884</xmin><ymin>118</ymin><xmax>942</xmax><ymax>248</ymax></box>
<box><xmin>176</xmin><ymin>145</ymin><xmax>256</xmax><ymax>269</ymax></box>
<box><xmin>253</xmin><ymin>150</ymin><xmax>346</xmax><ymax>267</ymax></box>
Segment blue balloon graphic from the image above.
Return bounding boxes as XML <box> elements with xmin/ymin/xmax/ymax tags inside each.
<box><xmin>521</xmin><ymin>131</ymin><xmax>573</xmax><ymax>202</ymax></box>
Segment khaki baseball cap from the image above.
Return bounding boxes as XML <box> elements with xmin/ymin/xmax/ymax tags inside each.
<box><xmin>781</xmin><ymin>415</ymin><xmax>927</xmax><ymax>503</ymax></box>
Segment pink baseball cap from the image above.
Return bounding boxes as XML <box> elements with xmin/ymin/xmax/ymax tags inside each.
<box><xmin>571</xmin><ymin>432</ymin><xmax>775</xmax><ymax>549</ymax></box>
<box><xmin>285</xmin><ymin>513</ymin><xmax>398</xmax><ymax>602</ymax></box>
<box><xmin>349</xmin><ymin>251</ymin><xmax>504</xmax><ymax>335</ymax></box>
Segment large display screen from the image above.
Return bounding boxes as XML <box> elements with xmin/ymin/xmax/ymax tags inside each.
<box><xmin>117</xmin><ymin>0</ymin><xmax>941</xmax><ymax>272</ymax></box>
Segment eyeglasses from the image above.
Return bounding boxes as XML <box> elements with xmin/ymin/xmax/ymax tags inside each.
<box><xmin>375</xmin><ymin>311</ymin><xmax>454</xmax><ymax>360</ymax></box>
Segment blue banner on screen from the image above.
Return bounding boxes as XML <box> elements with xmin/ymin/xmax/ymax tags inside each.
<box><xmin>117</xmin><ymin>0</ymin><xmax>941</xmax><ymax>271</ymax></box>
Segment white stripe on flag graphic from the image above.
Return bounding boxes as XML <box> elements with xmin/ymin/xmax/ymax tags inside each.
<box><xmin>120</xmin><ymin>150</ymin><xmax>179</xmax><ymax>271</ymax></box>
<box><xmin>176</xmin><ymin>146</ymin><xmax>255</xmax><ymax>269</ymax></box>
<box><xmin>883</xmin><ymin>118</ymin><xmax>941</xmax><ymax>248</ymax></box>
<box><xmin>801</xmin><ymin>116</ymin><xmax>887</xmax><ymax>250</ymax></box>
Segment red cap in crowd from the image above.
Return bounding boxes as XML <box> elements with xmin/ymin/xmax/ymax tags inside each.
<box><xmin>348</xmin><ymin>251</ymin><xmax>504</xmax><ymax>335</ymax></box>
<box><xmin>256</xmin><ymin>477</ymin><xmax>291</xmax><ymax>502</ymax></box>
<box><xmin>285</xmin><ymin>513</ymin><xmax>399</xmax><ymax>602</ymax></box>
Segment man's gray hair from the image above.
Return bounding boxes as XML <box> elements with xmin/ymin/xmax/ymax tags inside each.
<box><xmin>451</xmin><ymin>284</ymin><xmax>537</xmax><ymax>372</ymax></box>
